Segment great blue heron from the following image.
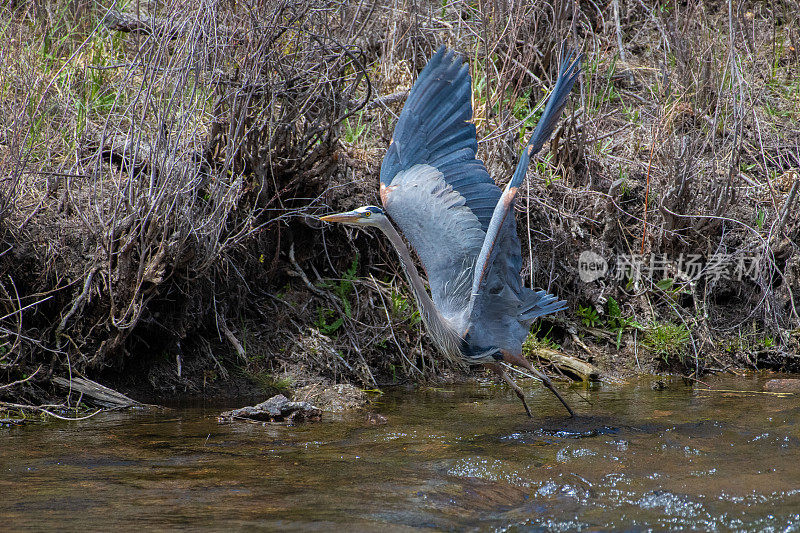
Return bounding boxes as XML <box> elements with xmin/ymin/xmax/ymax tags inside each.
<box><xmin>321</xmin><ymin>46</ymin><xmax>581</xmax><ymax>417</ymax></box>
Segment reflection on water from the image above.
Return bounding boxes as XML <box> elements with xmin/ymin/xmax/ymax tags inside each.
<box><xmin>2</xmin><ymin>376</ymin><xmax>799</xmax><ymax>530</ymax></box>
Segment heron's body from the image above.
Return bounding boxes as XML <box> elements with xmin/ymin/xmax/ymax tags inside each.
<box><xmin>322</xmin><ymin>46</ymin><xmax>581</xmax><ymax>416</ymax></box>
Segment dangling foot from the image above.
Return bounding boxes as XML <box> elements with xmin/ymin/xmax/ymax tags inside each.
<box><xmin>500</xmin><ymin>351</ymin><xmax>575</xmax><ymax>417</ymax></box>
<box><xmin>486</xmin><ymin>363</ymin><xmax>532</xmax><ymax>418</ymax></box>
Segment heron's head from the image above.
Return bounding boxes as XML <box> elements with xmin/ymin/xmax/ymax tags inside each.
<box><xmin>319</xmin><ymin>206</ymin><xmax>387</xmax><ymax>227</ymax></box>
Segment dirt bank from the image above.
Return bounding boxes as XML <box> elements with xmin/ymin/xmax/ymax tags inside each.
<box><xmin>1</xmin><ymin>0</ymin><xmax>798</xmax><ymax>413</ymax></box>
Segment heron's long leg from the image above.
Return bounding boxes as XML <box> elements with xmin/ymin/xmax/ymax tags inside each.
<box><xmin>486</xmin><ymin>363</ymin><xmax>532</xmax><ymax>418</ymax></box>
<box><xmin>501</xmin><ymin>352</ymin><xmax>575</xmax><ymax>418</ymax></box>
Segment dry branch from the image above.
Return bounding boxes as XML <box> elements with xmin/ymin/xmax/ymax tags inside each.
<box><xmin>773</xmin><ymin>178</ymin><xmax>799</xmax><ymax>246</ymax></box>
<box><xmin>101</xmin><ymin>8</ymin><xmax>241</xmax><ymax>40</ymax></box>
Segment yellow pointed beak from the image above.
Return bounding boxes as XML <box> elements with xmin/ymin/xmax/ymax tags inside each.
<box><xmin>319</xmin><ymin>211</ymin><xmax>360</xmax><ymax>223</ymax></box>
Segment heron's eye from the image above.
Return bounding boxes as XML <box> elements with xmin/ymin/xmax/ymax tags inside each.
<box><xmin>363</xmin><ymin>211</ymin><xmax>371</xmax><ymax>218</ymax></box>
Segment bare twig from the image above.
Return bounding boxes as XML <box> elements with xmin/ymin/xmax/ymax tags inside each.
<box><xmin>772</xmin><ymin>179</ymin><xmax>799</xmax><ymax>246</ymax></box>
<box><xmin>220</xmin><ymin>320</ymin><xmax>247</xmax><ymax>362</ymax></box>
<box><xmin>0</xmin><ymin>366</ymin><xmax>42</xmax><ymax>391</ymax></box>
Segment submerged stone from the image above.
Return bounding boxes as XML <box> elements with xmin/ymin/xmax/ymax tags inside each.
<box><xmin>764</xmin><ymin>379</ymin><xmax>800</xmax><ymax>393</ymax></box>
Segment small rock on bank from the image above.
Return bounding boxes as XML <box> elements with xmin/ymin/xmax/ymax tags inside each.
<box><xmin>218</xmin><ymin>394</ymin><xmax>321</xmax><ymax>423</ymax></box>
<box><xmin>293</xmin><ymin>383</ymin><xmax>368</xmax><ymax>412</ymax></box>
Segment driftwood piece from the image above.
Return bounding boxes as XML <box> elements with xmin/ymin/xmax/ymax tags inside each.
<box><xmin>364</xmin><ymin>90</ymin><xmax>409</xmax><ymax>110</ymax></box>
<box><xmin>530</xmin><ymin>347</ymin><xmax>601</xmax><ymax>382</ymax></box>
<box><xmin>99</xmin><ymin>133</ymin><xmax>198</xmax><ymax>181</ymax></box>
<box><xmin>101</xmin><ymin>9</ymin><xmax>191</xmax><ymax>39</ymax></box>
<box><xmin>218</xmin><ymin>395</ymin><xmax>322</xmax><ymax>423</ymax></box>
<box><xmin>219</xmin><ymin>320</ymin><xmax>247</xmax><ymax>362</ymax></box>
<box><xmin>102</xmin><ymin>9</ymin><xmax>163</xmax><ymax>34</ymax></box>
<box><xmin>772</xmin><ymin>177</ymin><xmax>799</xmax><ymax>246</ymax></box>
<box><xmin>0</xmin><ymin>419</ymin><xmax>27</xmax><ymax>427</ymax></box>
<box><xmin>52</xmin><ymin>376</ymin><xmax>139</xmax><ymax>407</ymax></box>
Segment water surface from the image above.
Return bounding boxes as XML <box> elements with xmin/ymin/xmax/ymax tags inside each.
<box><xmin>2</xmin><ymin>376</ymin><xmax>799</xmax><ymax>530</ymax></box>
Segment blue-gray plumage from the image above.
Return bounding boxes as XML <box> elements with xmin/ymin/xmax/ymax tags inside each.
<box><xmin>321</xmin><ymin>46</ymin><xmax>581</xmax><ymax>417</ymax></box>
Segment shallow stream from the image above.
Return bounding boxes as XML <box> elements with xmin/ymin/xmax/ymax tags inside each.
<box><xmin>3</xmin><ymin>376</ymin><xmax>799</xmax><ymax>530</ymax></box>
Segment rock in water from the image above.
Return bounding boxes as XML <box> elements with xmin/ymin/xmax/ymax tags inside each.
<box><xmin>218</xmin><ymin>394</ymin><xmax>321</xmax><ymax>423</ymax></box>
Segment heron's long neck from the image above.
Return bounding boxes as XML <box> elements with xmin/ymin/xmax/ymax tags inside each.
<box><xmin>377</xmin><ymin>219</ymin><xmax>461</xmax><ymax>356</ymax></box>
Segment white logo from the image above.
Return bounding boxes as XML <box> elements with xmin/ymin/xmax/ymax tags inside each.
<box><xmin>578</xmin><ymin>251</ymin><xmax>608</xmax><ymax>282</ymax></box>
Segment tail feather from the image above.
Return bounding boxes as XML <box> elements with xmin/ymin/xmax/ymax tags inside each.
<box><xmin>518</xmin><ymin>289</ymin><xmax>567</xmax><ymax>322</ymax></box>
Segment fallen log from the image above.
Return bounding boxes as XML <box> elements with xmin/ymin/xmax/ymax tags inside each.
<box><xmin>529</xmin><ymin>346</ymin><xmax>601</xmax><ymax>382</ymax></box>
<box><xmin>0</xmin><ymin>418</ymin><xmax>27</xmax><ymax>427</ymax></box>
<box><xmin>52</xmin><ymin>376</ymin><xmax>139</xmax><ymax>408</ymax></box>
<box><xmin>101</xmin><ymin>8</ymin><xmax>243</xmax><ymax>40</ymax></box>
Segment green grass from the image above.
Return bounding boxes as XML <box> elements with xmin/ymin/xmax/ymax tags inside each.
<box><xmin>390</xmin><ymin>288</ymin><xmax>421</xmax><ymax>325</ymax></box>
<box><xmin>523</xmin><ymin>324</ymin><xmax>561</xmax><ymax>353</ymax></box>
<box><xmin>248</xmin><ymin>371</ymin><xmax>293</xmax><ymax>394</ymax></box>
<box><xmin>720</xmin><ymin>322</ymin><xmax>779</xmax><ymax>354</ymax></box>
<box><xmin>314</xmin><ymin>306</ymin><xmax>343</xmax><ymax>336</ymax></box>
<box><xmin>642</xmin><ymin>320</ymin><xmax>690</xmax><ymax>363</ymax></box>
<box><xmin>606</xmin><ymin>296</ymin><xmax>641</xmax><ymax>349</ymax></box>
<box><xmin>315</xmin><ymin>256</ymin><xmax>360</xmax><ymax>336</ymax></box>
<box><xmin>342</xmin><ymin>110</ymin><xmax>370</xmax><ymax>144</ymax></box>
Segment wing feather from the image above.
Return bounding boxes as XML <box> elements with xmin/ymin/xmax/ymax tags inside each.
<box><xmin>464</xmin><ymin>49</ymin><xmax>579</xmax><ymax>353</ymax></box>
<box><xmin>380</xmin><ymin>47</ymin><xmax>501</xmax><ymax>233</ymax></box>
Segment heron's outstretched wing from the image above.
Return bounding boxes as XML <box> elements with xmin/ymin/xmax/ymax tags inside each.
<box><xmin>468</xmin><ymin>49</ymin><xmax>581</xmax><ymax>312</ymax></box>
<box><xmin>381</xmin><ymin>46</ymin><xmax>501</xmax><ymax>232</ymax></box>
<box><xmin>380</xmin><ymin>46</ymin><xmax>501</xmax><ymax>320</ymax></box>
<box><xmin>381</xmin><ymin>45</ymin><xmax>577</xmax><ymax>343</ymax></box>
<box><xmin>463</xmin><ymin>48</ymin><xmax>579</xmax><ymax>354</ymax></box>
